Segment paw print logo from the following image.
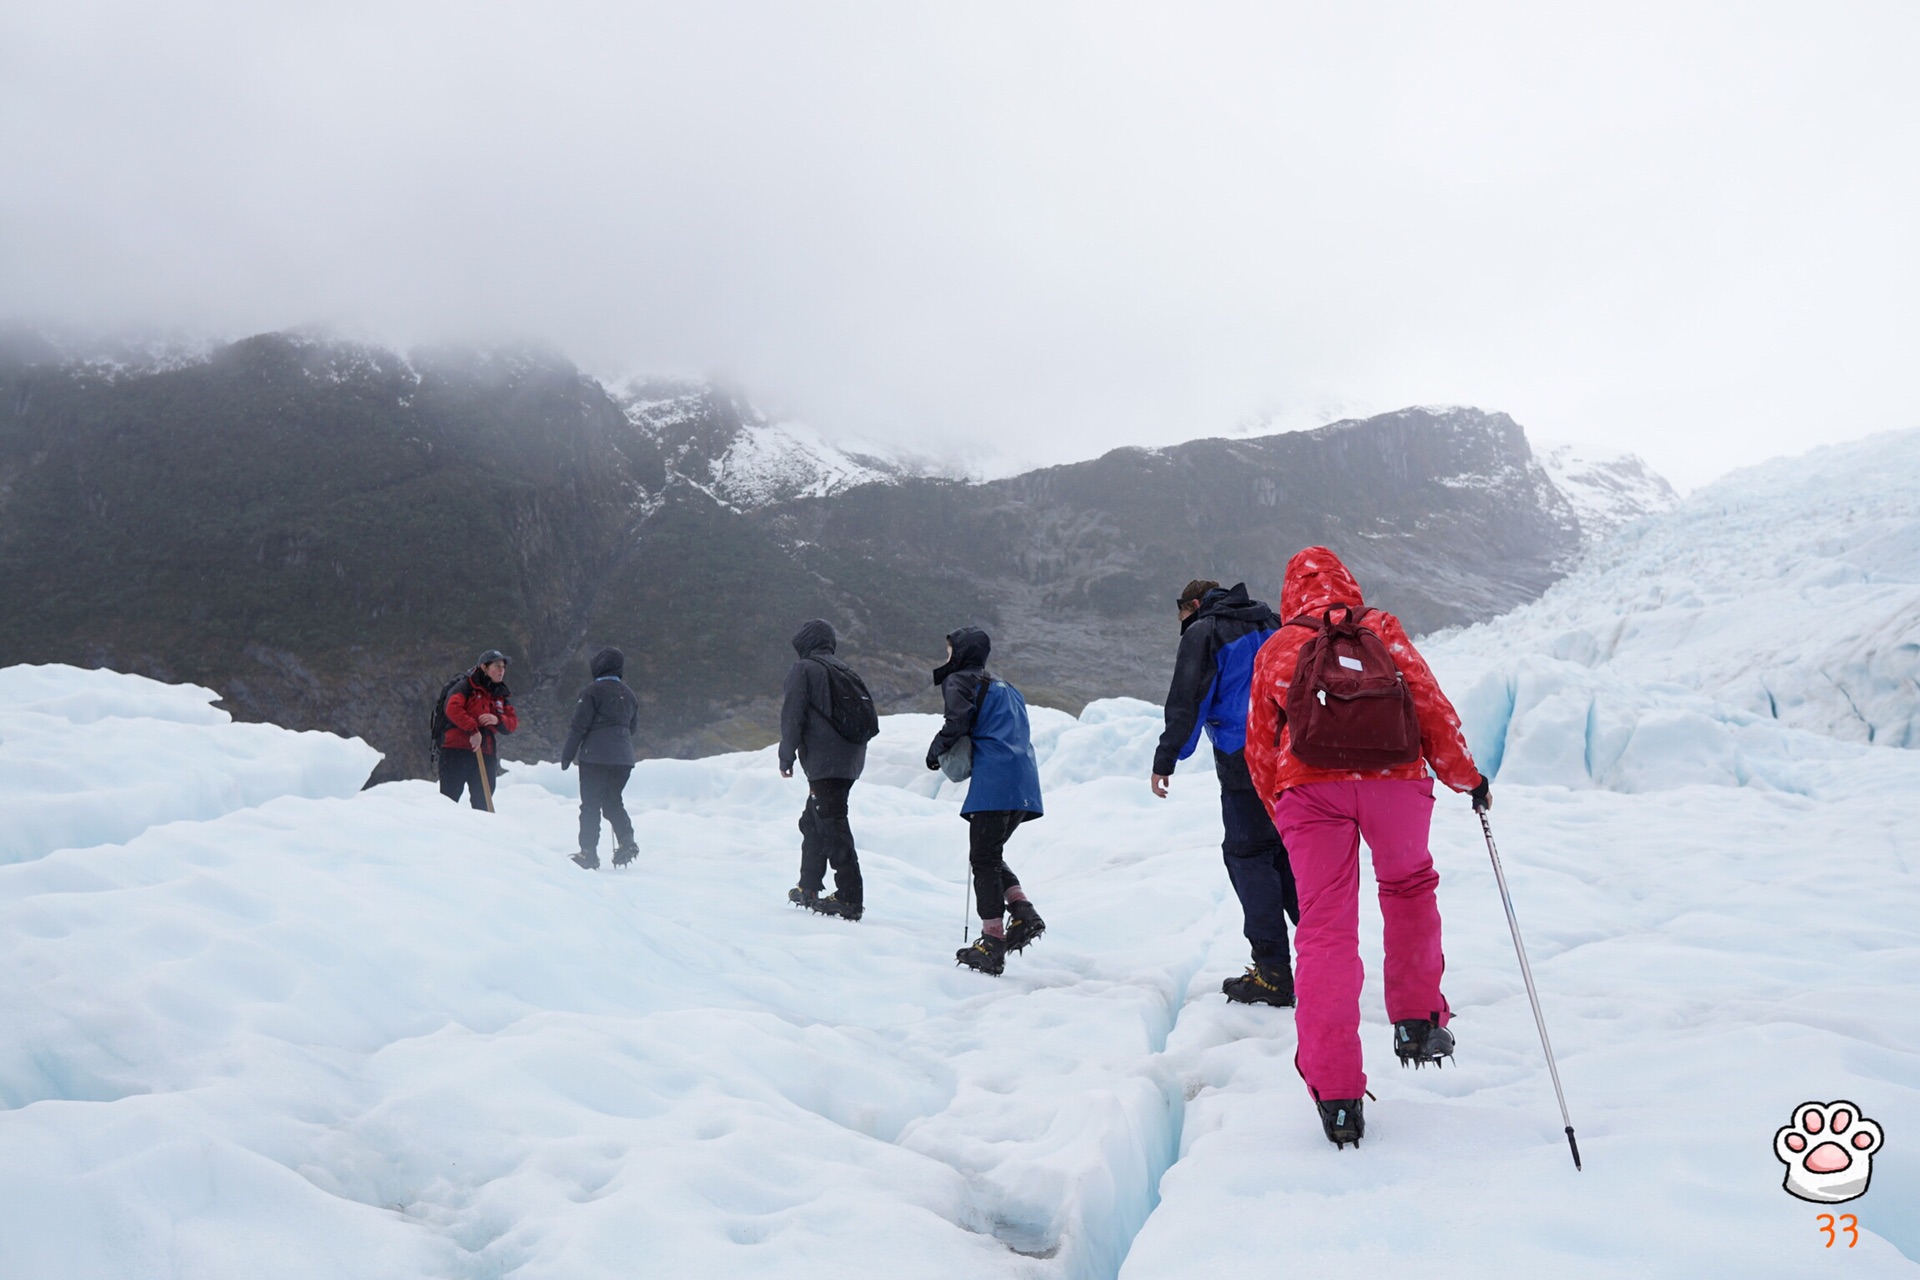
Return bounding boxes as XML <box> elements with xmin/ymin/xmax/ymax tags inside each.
<box><xmin>1775</xmin><ymin>1101</ymin><xmax>1883</xmax><ymax>1203</ymax></box>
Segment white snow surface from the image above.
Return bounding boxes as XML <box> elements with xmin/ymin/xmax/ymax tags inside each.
<box><xmin>0</xmin><ymin>665</ymin><xmax>380</xmax><ymax>866</ymax></box>
<box><xmin>3</xmin><ymin>432</ymin><xmax>1919</xmax><ymax>1277</ymax></box>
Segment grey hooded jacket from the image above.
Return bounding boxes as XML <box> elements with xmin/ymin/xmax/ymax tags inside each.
<box><xmin>560</xmin><ymin>647</ymin><xmax>640</xmax><ymax>768</ymax></box>
<box><xmin>778</xmin><ymin>620</ymin><xmax>868</xmax><ymax>782</ymax></box>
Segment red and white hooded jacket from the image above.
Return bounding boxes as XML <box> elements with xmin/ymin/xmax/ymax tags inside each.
<box><xmin>442</xmin><ymin>669</ymin><xmax>519</xmax><ymax>756</ymax></box>
<box><xmin>1245</xmin><ymin>546</ymin><xmax>1481</xmax><ymax>805</ymax></box>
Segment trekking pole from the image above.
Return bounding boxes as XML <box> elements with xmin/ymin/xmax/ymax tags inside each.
<box><xmin>962</xmin><ymin>870</ymin><xmax>972</xmax><ymax>942</ymax></box>
<box><xmin>473</xmin><ymin>744</ymin><xmax>496</xmax><ymax>814</ymax></box>
<box><xmin>1478</xmin><ymin>809</ymin><xmax>1581</xmax><ymax>1171</ymax></box>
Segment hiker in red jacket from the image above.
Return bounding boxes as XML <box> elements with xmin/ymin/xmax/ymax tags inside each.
<box><xmin>440</xmin><ymin>650</ymin><xmax>519</xmax><ymax>809</ymax></box>
<box><xmin>1245</xmin><ymin>547</ymin><xmax>1490</xmax><ymax>1148</ymax></box>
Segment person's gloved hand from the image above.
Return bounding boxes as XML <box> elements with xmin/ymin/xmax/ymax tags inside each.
<box><xmin>560</xmin><ymin>759</ymin><xmax>571</xmax><ymax>772</ymax></box>
<box><xmin>1470</xmin><ymin>775</ymin><xmax>1492</xmax><ymax>813</ymax></box>
<box><xmin>925</xmin><ymin>754</ymin><xmax>941</xmax><ymax>771</ymax></box>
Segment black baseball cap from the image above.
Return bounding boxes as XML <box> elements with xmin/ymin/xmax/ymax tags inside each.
<box><xmin>477</xmin><ymin>649</ymin><xmax>511</xmax><ymax>666</ymax></box>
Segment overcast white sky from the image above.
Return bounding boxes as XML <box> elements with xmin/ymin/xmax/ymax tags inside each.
<box><xmin>4</xmin><ymin>2</ymin><xmax>1917</xmax><ymax>488</ymax></box>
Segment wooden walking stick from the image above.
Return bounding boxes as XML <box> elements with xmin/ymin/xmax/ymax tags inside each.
<box><xmin>473</xmin><ymin>741</ymin><xmax>496</xmax><ymax>813</ymax></box>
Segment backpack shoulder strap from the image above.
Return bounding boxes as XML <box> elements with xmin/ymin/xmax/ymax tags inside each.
<box><xmin>804</xmin><ymin>653</ymin><xmax>835</xmax><ymax>701</ymax></box>
<box><xmin>964</xmin><ymin>673</ymin><xmax>996</xmax><ymax>729</ymax></box>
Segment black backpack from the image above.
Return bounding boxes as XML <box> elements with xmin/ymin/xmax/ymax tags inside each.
<box><xmin>428</xmin><ymin>672</ymin><xmax>470</xmax><ymax>761</ymax></box>
<box><xmin>811</xmin><ymin>657</ymin><xmax>881</xmax><ymax>744</ymax></box>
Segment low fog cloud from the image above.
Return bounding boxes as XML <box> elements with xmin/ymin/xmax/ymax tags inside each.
<box><xmin>4</xmin><ymin>1</ymin><xmax>1917</xmax><ymax>487</ymax></box>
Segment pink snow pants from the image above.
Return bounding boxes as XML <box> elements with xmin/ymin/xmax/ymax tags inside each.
<box><xmin>1272</xmin><ymin>777</ymin><xmax>1450</xmax><ymax>1101</ymax></box>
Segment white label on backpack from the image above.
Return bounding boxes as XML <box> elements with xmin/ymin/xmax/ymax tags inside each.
<box><xmin>1338</xmin><ymin>655</ymin><xmax>1364</xmax><ymax>671</ymax></box>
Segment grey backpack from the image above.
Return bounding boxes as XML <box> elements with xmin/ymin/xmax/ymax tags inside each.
<box><xmin>938</xmin><ymin>736</ymin><xmax>973</xmax><ymax>782</ymax></box>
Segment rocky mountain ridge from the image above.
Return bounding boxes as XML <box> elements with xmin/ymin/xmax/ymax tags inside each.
<box><xmin>0</xmin><ymin>330</ymin><xmax>1671</xmax><ymax>780</ymax></box>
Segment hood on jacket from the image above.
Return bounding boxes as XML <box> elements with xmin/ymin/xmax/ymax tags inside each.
<box><xmin>1280</xmin><ymin>546</ymin><xmax>1365</xmax><ymax>621</ymax></box>
<box><xmin>590</xmin><ymin>646</ymin><xmax>625</xmax><ymax>679</ymax></box>
<box><xmin>932</xmin><ymin>626</ymin><xmax>991</xmax><ymax>686</ymax></box>
<box><xmin>791</xmin><ymin>619</ymin><xmax>838</xmax><ymax>659</ymax></box>
<box><xmin>1182</xmin><ymin>581</ymin><xmax>1276</xmax><ymax>633</ymax></box>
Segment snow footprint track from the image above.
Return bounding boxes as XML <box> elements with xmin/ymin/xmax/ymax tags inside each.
<box><xmin>1098</xmin><ymin>905</ymin><xmax>1316</xmax><ymax>1279</ymax></box>
<box><xmin>1080</xmin><ymin>913</ymin><xmax>1259</xmax><ymax>1279</ymax></box>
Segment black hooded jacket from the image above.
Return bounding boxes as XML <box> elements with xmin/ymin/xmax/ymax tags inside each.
<box><xmin>561</xmin><ymin>647</ymin><xmax>640</xmax><ymax>768</ymax></box>
<box><xmin>1152</xmin><ymin>583</ymin><xmax>1280</xmax><ymax>789</ymax></box>
<box><xmin>779</xmin><ymin>620</ymin><xmax>868</xmax><ymax>781</ymax></box>
<box><xmin>926</xmin><ymin>626</ymin><xmax>994</xmax><ymax>766</ymax></box>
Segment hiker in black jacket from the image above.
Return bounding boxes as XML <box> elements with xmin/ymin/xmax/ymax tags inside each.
<box><xmin>560</xmin><ymin>647</ymin><xmax>641</xmax><ymax>870</ymax></box>
<box><xmin>1152</xmin><ymin>580</ymin><xmax>1301</xmax><ymax>1006</ymax></box>
<box><xmin>778</xmin><ymin>619</ymin><xmax>867</xmax><ymax>920</ymax></box>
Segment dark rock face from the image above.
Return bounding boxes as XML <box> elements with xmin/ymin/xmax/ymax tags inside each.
<box><xmin>0</xmin><ymin>333</ymin><xmax>1583</xmax><ymax>779</ymax></box>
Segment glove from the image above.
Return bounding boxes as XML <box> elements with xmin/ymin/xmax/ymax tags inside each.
<box><xmin>1470</xmin><ymin>775</ymin><xmax>1492</xmax><ymax>813</ymax></box>
<box><xmin>925</xmin><ymin>755</ymin><xmax>941</xmax><ymax>771</ymax></box>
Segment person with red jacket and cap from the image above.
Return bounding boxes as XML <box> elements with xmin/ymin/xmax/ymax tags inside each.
<box><xmin>1245</xmin><ymin>546</ymin><xmax>1490</xmax><ymax>1149</ymax></box>
<box><xmin>440</xmin><ymin>649</ymin><xmax>519</xmax><ymax>809</ymax></box>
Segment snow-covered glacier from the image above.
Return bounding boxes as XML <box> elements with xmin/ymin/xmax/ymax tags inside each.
<box><xmin>1430</xmin><ymin>427</ymin><xmax>1920</xmax><ymax>793</ymax></box>
<box><xmin>1</xmin><ymin>430</ymin><xmax>1916</xmax><ymax>1278</ymax></box>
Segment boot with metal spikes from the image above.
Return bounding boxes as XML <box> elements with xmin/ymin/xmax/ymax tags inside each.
<box><xmin>1393</xmin><ymin>1017</ymin><xmax>1456</xmax><ymax>1068</ymax></box>
<box><xmin>956</xmin><ymin>933</ymin><xmax>1008</xmax><ymax>976</ymax></box>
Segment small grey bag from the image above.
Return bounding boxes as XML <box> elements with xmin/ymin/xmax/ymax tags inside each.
<box><xmin>938</xmin><ymin>736</ymin><xmax>973</xmax><ymax>782</ymax></box>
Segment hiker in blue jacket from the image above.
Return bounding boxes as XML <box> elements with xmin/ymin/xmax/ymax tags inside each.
<box><xmin>1151</xmin><ymin>579</ymin><xmax>1301</xmax><ymax>1006</ymax></box>
<box><xmin>926</xmin><ymin>627</ymin><xmax>1046</xmax><ymax>976</ymax></box>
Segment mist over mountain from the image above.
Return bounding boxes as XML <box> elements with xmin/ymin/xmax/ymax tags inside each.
<box><xmin>0</xmin><ymin>330</ymin><xmax>1672</xmax><ymax>781</ymax></box>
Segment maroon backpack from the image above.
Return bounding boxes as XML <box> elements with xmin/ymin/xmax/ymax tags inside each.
<box><xmin>1281</xmin><ymin>605</ymin><xmax>1422</xmax><ymax>770</ymax></box>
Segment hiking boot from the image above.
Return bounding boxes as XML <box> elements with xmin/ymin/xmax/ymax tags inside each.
<box><xmin>571</xmin><ymin>851</ymin><xmax>600</xmax><ymax>870</ymax></box>
<box><xmin>804</xmin><ymin>893</ymin><xmax>864</xmax><ymax>922</ymax></box>
<box><xmin>788</xmin><ymin>886</ymin><xmax>816</xmax><ymax>907</ymax></box>
<box><xmin>611</xmin><ymin>845</ymin><xmax>637</xmax><ymax>868</ymax></box>
<box><xmin>1222</xmin><ymin>963</ymin><xmax>1295</xmax><ymax>1007</ymax></box>
<box><xmin>1393</xmin><ymin>1018</ymin><xmax>1456</xmax><ymax>1069</ymax></box>
<box><xmin>956</xmin><ymin>933</ymin><xmax>1008</xmax><ymax>976</ymax></box>
<box><xmin>1317</xmin><ymin>1097</ymin><xmax>1365</xmax><ymax>1149</ymax></box>
<box><xmin>1005</xmin><ymin>901</ymin><xmax>1047</xmax><ymax>953</ymax></box>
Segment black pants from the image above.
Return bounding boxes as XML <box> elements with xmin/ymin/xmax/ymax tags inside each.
<box><xmin>439</xmin><ymin>749</ymin><xmax>499</xmax><ymax>810</ymax></box>
<box><xmin>798</xmin><ymin>778</ymin><xmax>862</xmax><ymax>904</ymax></box>
<box><xmin>1221</xmin><ymin>786</ymin><xmax>1299</xmax><ymax>967</ymax></box>
<box><xmin>966</xmin><ymin>809</ymin><xmax>1028</xmax><ymax>920</ymax></box>
<box><xmin>577</xmin><ymin>763</ymin><xmax>635</xmax><ymax>855</ymax></box>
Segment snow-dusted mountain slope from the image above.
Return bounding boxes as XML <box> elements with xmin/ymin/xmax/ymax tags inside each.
<box><xmin>1535</xmin><ymin>440</ymin><xmax>1678</xmax><ymax>541</ymax></box>
<box><xmin>0</xmin><ymin>324</ymin><xmax>218</xmax><ymax>381</ymax></box>
<box><xmin>619</xmin><ymin>380</ymin><xmax>902</xmax><ymax>506</ymax></box>
<box><xmin>2</xmin><ymin>656</ymin><xmax>1916</xmax><ymax>1277</ymax></box>
<box><xmin>709</xmin><ymin>420</ymin><xmax>898</xmax><ymax>504</ymax></box>
<box><xmin>1427</xmin><ymin>427</ymin><xmax>1920</xmax><ymax>794</ymax></box>
<box><xmin>1273</xmin><ymin>406</ymin><xmax>1676</xmax><ymax>549</ymax></box>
